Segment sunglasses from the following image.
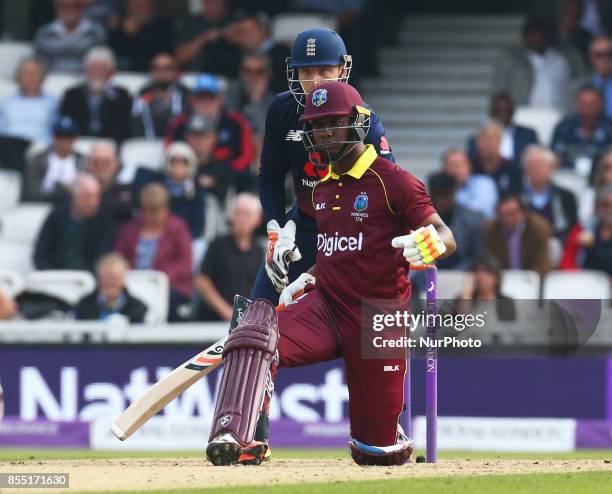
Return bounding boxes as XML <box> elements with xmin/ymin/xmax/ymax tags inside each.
<box><xmin>592</xmin><ymin>50</ymin><xmax>612</xmax><ymax>59</ymax></box>
<box><xmin>152</xmin><ymin>64</ymin><xmax>175</xmax><ymax>71</ymax></box>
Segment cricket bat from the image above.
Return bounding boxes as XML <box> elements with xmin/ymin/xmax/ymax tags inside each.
<box><xmin>110</xmin><ymin>295</ymin><xmax>252</xmax><ymax>441</ymax></box>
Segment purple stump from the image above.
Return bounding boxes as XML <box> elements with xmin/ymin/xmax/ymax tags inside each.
<box><xmin>424</xmin><ymin>266</ymin><xmax>438</xmax><ymax>463</ymax></box>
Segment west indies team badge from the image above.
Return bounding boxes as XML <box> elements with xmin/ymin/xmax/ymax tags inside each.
<box><xmin>312</xmin><ymin>88</ymin><xmax>327</xmax><ymax>107</ymax></box>
<box><xmin>354</xmin><ymin>192</ymin><xmax>368</xmax><ymax>212</ymax></box>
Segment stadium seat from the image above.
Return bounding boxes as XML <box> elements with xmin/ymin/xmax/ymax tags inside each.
<box><xmin>513</xmin><ymin>106</ymin><xmax>562</xmax><ymax>146</ymax></box>
<box><xmin>113</xmin><ymin>72</ymin><xmax>149</xmax><ymax>95</ymax></box>
<box><xmin>0</xmin><ymin>78</ymin><xmax>17</xmax><ymax>99</ymax></box>
<box><xmin>419</xmin><ymin>269</ymin><xmax>468</xmax><ymax>300</ymax></box>
<box><xmin>0</xmin><ymin>240</ymin><xmax>34</xmax><ymax>274</ymax></box>
<box><xmin>125</xmin><ymin>270</ymin><xmax>169</xmax><ymax>323</ymax></box>
<box><xmin>271</xmin><ymin>13</ymin><xmax>338</xmax><ymax>44</ymax></box>
<box><xmin>42</xmin><ymin>72</ymin><xmax>82</xmax><ymax>99</ymax></box>
<box><xmin>0</xmin><ymin>41</ymin><xmax>34</xmax><ymax>79</ymax></box>
<box><xmin>501</xmin><ymin>270</ymin><xmax>540</xmax><ymax>299</ymax></box>
<box><xmin>117</xmin><ymin>138</ymin><xmax>164</xmax><ymax>183</ymax></box>
<box><xmin>0</xmin><ymin>269</ymin><xmax>24</xmax><ymax>296</ymax></box>
<box><xmin>26</xmin><ymin>270</ymin><xmax>96</xmax><ymax>305</ymax></box>
<box><xmin>180</xmin><ymin>71</ymin><xmax>199</xmax><ymax>90</ymax></box>
<box><xmin>542</xmin><ymin>270</ymin><xmax>611</xmax><ymax>300</ymax></box>
<box><xmin>0</xmin><ymin>203</ymin><xmax>51</xmax><ymax>242</ymax></box>
<box><xmin>0</xmin><ymin>170</ymin><xmax>22</xmax><ymax>214</ymax></box>
<box><xmin>73</xmin><ymin>137</ymin><xmax>115</xmax><ymax>157</ymax></box>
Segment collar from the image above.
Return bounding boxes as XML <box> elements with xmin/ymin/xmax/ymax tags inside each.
<box><xmin>50</xmin><ymin>18</ymin><xmax>93</xmax><ymax>35</ymax></box>
<box><xmin>320</xmin><ymin>144</ymin><xmax>377</xmax><ymax>182</ymax></box>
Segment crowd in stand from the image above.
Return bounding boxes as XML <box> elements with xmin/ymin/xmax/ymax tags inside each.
<box><xmin>0</xmin><ymin>0</ymin><xmax>610</xmax><ymax>323</ymax></box>
<box><xmin>424</xmin><ymin>6</ymin><xmax>612</xmax><ymax>298</ymax></box>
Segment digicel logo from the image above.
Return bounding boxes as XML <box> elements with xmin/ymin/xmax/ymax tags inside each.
<box><xmin>317</xmin><ymin>232</ymin><xmax>363</xmax><ymax>257</ymax></box>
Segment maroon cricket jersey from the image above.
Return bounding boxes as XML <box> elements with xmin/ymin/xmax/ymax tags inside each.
<box><xmin>312</xmin><ymin>145</ymin><xmax>436</xmax><ymax>304</ymax></box>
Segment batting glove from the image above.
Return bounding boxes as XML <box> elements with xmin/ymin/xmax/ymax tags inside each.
<box><xmin>279</xmin><ymin>272</ymin><xmax>315</xmax><ymax>307</ymax></box>
<box><xmin>265</xmin><ymin>220</ymin><xmax>302</xmax><ymax>292</ymax></box>
<box><xmin>391</xmin><ymin>225</ymin><xmax>446</xmax><ymax>266</ymax></box>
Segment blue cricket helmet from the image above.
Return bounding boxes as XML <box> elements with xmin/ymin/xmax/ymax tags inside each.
<box><xmin>286</xmin><ymin>28</ymin><xmax>353</xmax><ymax>107</ymax></box>
<box><xmin>288</xmin><ymin>28</ymin><xmax>348</xmax><ymax>68</ymax></box>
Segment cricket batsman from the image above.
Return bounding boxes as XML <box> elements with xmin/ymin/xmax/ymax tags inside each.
<box><xmin>253</xmin><ymin>28</ymin><xmax>394</xmax><ymax>303</ymax></box>
<box><xmin>206</xmin><ymin>82</ymin><xmax>456</xmax><ymax>466</ymax></box>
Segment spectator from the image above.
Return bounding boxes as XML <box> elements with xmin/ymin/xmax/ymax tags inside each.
<box><xmin>22</xmin><ymin>116</ymin><xmax>86</xmax><ymax>203</ymax></box>
<box><xmin>492</xmin><ymin>18</ymin><xmax>571</xmax><ymax>110</ymax></box>
<box><xmin>580</xmin><ymin>185</ymin><xmax>612</xmax><ymax>275</ymax></box>
<box><xmin>114</xmin><ymin>183</ymin><xmax>193</xmax><ymax>321</ymax></box>
<box><xmin>551</xmin><ymin>85</ymin><xmax>612</xmax><ymax>175</ymax></box>
<box><xmin>467</xmin><ymin>93</ymin><xmax>538</xmax><ymax>166</ymax></box>
<box><xmin>194</xmin><ymin>192</ymin><xmax>263</xmax><ymax>321</ymax></box>
<box><xmin>521</xmin><ymin>144</ymin><xmax>578</xmax><ymax>242</ymax></box>
<box><xmin>74</xmin><ymin>252</ymin><xmax>148</xmax><ymax>323</ymax></box>
<box><xmin>226</xmin><ymin>53</ymin><xmax>274</xmax><ymax>137</ymax></box>
<box><xmin>580</xmin><ymin>0</ymin><xmax>612</xmax><ymax>37</ymax></box>
<box><xmin>108</xmin><ymin>0</ymin><xmax>176</xmax><ymax>72</ymax></box>
<box><xmin>473</xmin><ymin>121</ymin><xmax>523</xmax><ymax>194</ymax></box>
<box><xmin>132</xmin><ymin>141</ymin><xmax>205</xmax><ymax>238</ymax></box>
<box><xmin>455</xmin><ymin>256</ymin><xmax>516</xmax><ymax>322</ymax></box>
<box><xmin>86</xmin><ymin>140</ymin><xmax>133</xmax><ymax>223</ymax></box>
<box><xmin>60</xmin><ymin>46</ymin><xmax>132</xmax><ymax>144</ymax></box>
<box><xmin>427</xmin><ymin>172</ymin><xmax>485</xmax><ymax>270</ymax></box>
<box><xmin>442</xmin><ymin>148</ymin><xmax>498</xmax><ymax>219</ymax></box>
<box><xmin>579</xmin><ymin>148</ymin><xmax>612</xmax><ymax>224</ymax></box>
<box><xmin>0</xmin><ymin>58</ymin><xmax>57</xmax><ymax>144</ymax></box>
<box><xmin>131</xmin><ymin>53</ymin><xmax>190</xmax><ymax>139</ymax></box>
<box><xmin>557</xmin><ymin>0</ymin><xmax>593</xmax><ymax>62</ymax></box>
<box><xmin>483</xmin><ymin>193</ymin><xmax>552</xmax><ymax>277</ymax></box>
<box><xmin>223</xmin><ymin>12</ymin><xmax>290</xmax><ymax>94</ymax></box>
<box><xmin>35</xmin><ymin>0</ymin><xmax>106</xmax><ymax>73</ymax></box>
<box><xmin>0</xmin><ymin>289</ymin><xmax>17</xmax><ymax>320</ymax></box>
<box><xmin>166</xmin><ymin>73</ymin><xmax>254</xmax><ymax>190</ymax></box>
<box><xmin>569</xmin><ymin>36</ymin><xmax>612</xmax><ymax>118</ymax></box>
<box><xmin>175</xmin><ymin>0</ymin><xmax>241</xmax><ymax>76</ymax></box>
<box><xmin>34</xmin><ymin>172</ymin><xmax>116</xmax><ymax>271</ymax></box>
<box><xmin>186</xmin><ymin>115</ymin><xmax>233</xmax><ymax>206</ymax></box>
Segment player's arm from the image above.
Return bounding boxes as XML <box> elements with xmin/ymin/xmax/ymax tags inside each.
<box><xmin>258</xmin><ymin>96</ymin><xmax>291</xmax><ymax>225</ymax></box>
<box><xmin>259</xmin><ymin>96</ymin><xmax>301</xmax><ymax>292</ymax></box>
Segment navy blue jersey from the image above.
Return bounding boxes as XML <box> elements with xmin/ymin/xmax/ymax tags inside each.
<box><xmin>258</xmin><ymin>91</ymin><xmax>394</xmax><ymax>229</ymax></box>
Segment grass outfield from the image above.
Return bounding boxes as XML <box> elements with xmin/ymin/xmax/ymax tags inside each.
<box><xmin>0</xmin><ymin>447</ymin><xmax>611</xmax><ymax>461</ymax></box>
<box><xmin>0</xmin><ymin>449</ymin><xmax>610</xmax><ymax>494</ymax></box>
<box><xmin>94</xmin><ymin>472</ymin><xmax>612</xmax><ymax>494</ymax></box>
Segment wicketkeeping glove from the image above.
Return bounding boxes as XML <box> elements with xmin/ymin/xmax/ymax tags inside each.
<box><xmin>265</xmin><ymin>219</ymin><xmax>302</xmax><ymax>292</ymax></box>
<box><xmin>391</xmin><ymin>225</ymin><xmax>446</xmax><ymax>266</ymax></box>
<box><xmin>279</xmin><ymin>272</ymin><xmax>315</xmax><ymax>307</ymax></box>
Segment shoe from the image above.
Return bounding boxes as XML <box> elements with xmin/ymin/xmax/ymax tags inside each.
<box><xmin>206</xmin><ymin>433</ymin><xmax>268</xmax><ymax>466</ymax></box>
<box><xmin>237</xmin><ymin>441</ymin><xmax>269</xmax><ymax>465</ymax></box>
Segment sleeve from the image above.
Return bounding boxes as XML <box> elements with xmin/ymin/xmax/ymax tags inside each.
<box><xmin>258</xmin><ymin>96</ymin><xmax>291</xmax><ymax>225</ymax></box>
<box><xmin>161</xmin><ymin>219</ymin><xmax>193</xmax><ymax>291</ymax></box>
<box><xmin>33</xmin><ymin>211</ymin><xmax>55</xmax><ymax>270</ymax></box>
<box><xmin>385</xmin><ymin>167</ymin><xmax>437</xmax><ymax>231</ymax></box>
<box><xmin>366</xmin><ymin>111</ymin><xmax>395</xmax><ymax>163</ymax></box>
<box><xmin>200</xmin><ymin>238</ymin><xmax>221</xmax><ymax>278</ymax></box>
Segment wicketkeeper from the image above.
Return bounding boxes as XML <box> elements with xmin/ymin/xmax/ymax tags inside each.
<box><xmin>207</xmin><ymin>82</ymin><xmax>456</xmax><ymax>466</ymax></box>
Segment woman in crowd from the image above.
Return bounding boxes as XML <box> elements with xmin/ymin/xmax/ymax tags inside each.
<box><xmin>114</xmin><ymin>183</ymin><xmax>192</xmax><ymax>321</ymax></box>
<box><xmin>132</xmin><ymin>141</ymin><xmax>205</xmax><ymax>238</ymax></box>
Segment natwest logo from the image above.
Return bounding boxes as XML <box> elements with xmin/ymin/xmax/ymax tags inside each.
<box><xmin>317</xmin><ymin>232</ymin><xmax>363</xmax><ymax>257</ymax></box>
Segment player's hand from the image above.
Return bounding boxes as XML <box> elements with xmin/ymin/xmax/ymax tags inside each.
<box><xmin>391</xmin><ymin>225</ymin><xmax>446</xmax><ymax>266</ymax></box>
<box><xmin>265</xmin><ymin>220</ymin><xmax>302</xmax><ymax>292</ymax></box>
<box><xmin>279</xmin><ymin>272</ymin><xmax>315</xmax><ymax>307</ymax></box>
